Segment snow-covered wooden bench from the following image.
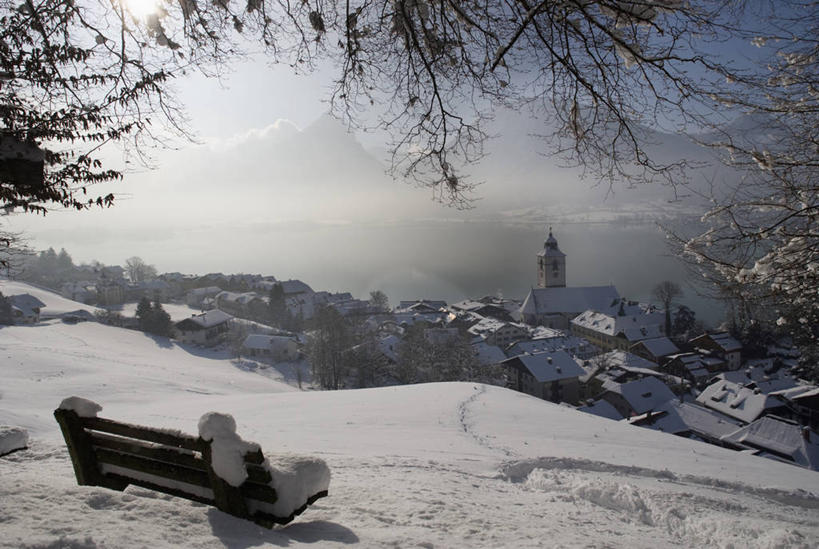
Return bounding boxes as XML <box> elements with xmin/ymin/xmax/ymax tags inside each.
<box><xmin>53</xmin><ymin>397</ymin><xmax>330</xmax><ymax>527</ymax></box>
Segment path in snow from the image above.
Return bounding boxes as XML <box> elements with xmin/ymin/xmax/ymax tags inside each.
<box><xmin>458</xmin><ymin>384</ymin><xmax>518</xmax><ymax>459</ymax></box>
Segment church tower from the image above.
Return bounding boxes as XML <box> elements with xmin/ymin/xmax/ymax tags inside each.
<box><xmin>537</xmin><ymin>227</ymin><xmax>566</xmax><ymax>288</ymax></box>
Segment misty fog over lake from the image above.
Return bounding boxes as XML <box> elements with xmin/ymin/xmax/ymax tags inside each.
<box><xmin>18</xmin><ymin>215</ymin><xmax>722</xmax><ymax>326</ymax></box>
<box><xmin>8</xmin><ymin>107</ymin><xmax>727</xmax><ymax>326</ymax></box>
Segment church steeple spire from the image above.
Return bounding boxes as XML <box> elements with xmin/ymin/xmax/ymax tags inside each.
<box><xmin>545</xmin><ymin>226</ymin><xmax>559</xmax><ymax>250</ymax></box>
<box><xmin>537</xmin><ymin>226</ymin><xmax>566</xmax><ymax>288</ymax></box>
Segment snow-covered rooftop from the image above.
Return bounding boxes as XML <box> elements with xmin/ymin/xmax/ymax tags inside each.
<box><xmin>595</xmin><ymin>350</ymin><xmax>658</xmax><ymax>371</ymax></box>
<box><xmin>472</xmin><ymin>341</ymin><xmax>507</xmax><ymax>366</ymax></box>
<box><xmin>605</xmin><ymin>377</ymin><xmax>676</xmax><ymax>415</ymax></box>
<box><xmin>504</xmin><ymin>350</ymin><xmax>586</xmax><ymax>383</ymax></box>
<box><xmin>722</xmin><ymin>416</ymin><xmax>819</xmax><ymax>471</ymax></box>
<box><xmin>577</xmin><ymin>399</ymin><xmax>623</xmax><ymax>421</ymax></box>
<box><xmin>630</xmin><ymin>401</ymin><xmax>742</xmax><ymax>440</ymax></box>
<box><xmin>633</xmin><ymin>337</ymin><xmax>680</xmax><ymax>358</ymax></box>
<box><xmin>279</xmin><ymin>279</ymin><xmax>314</xmax><ymax>295</ymax></box>
<box><xmin>572</xmin><ymin>309</ymin><xmax>664</xmax><ymax>339</ymax></box>
<box><xmin>697</xmin><ymin>380</ymin><xmax>785</xmax><ymax>424</ymax></box>
<box><xmin>691</xmin><ymin>332</ymin><xmax>742</xmax><ymax>353</ymax></box>
<box><xmin>178</xmin><ymin>309</ymin><xmax>233</xmax><ymax>329</ymax></box>
<box><xmin>507</xmin><ymin>335</ymin><xmax>596</xmax><ymax>359</ymax></box>
<box><xmin>715</xmin><ymin>359</ymin><xmax>799</xmax><ymax>394</ymax></box>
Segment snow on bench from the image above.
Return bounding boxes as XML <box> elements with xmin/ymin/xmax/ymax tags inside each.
<box><xmin>54</xmin><ymin>397</ymin><xmax>330</xmax><ymax>527</ymax></box>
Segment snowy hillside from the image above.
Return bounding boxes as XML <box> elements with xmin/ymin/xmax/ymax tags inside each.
<box><xmin>1</xmin><ymin>305</ymin><xmax>818</xmax><ymax>547</ymax></box>
<box><xmin>0</xmin><ymin>279</ymin><xmax>100</xmax><ymax>317</ymax></box>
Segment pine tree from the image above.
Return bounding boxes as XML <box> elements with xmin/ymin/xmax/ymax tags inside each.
<box><xmin>0</xmin><ymin>292</ymin><xmax>13</xmax><ymax>325</ymax></box>
<box><xmin>149</xmin><ymin>302</ymin><xmax>173</xmax><ymax>337</ymax></box>
<box><xmin>135</xmin><ymin>297</ymin><xmax>152</xmax><ymax>331</ymax></box>
<box><xmin>268</xmin><ymin>283</ymin><xmax>288</xmax><ymax>327</ymax></box>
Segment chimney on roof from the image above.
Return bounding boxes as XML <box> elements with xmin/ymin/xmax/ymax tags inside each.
<box><xmin>803</xmin><ymin>426</ymin><xmax>811</xmax><ymax>443</ymax></box>
<box><xmin>547</xmin><ymin>356</ymin><xmax>552</xmax><ymax>364</ymax></box>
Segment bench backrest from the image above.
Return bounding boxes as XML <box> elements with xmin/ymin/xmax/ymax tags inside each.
<box><xmin>53</xmin><ymin>408</ymin><xmax>288</xmax><ymax>527</ymax></box>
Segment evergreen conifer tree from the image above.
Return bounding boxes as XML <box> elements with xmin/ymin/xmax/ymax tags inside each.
<box><xmin>0</xmin><ymin>292</ymin><xmax>13</xmax><ymax>325</ymax></box>
<box><xmin>135</xmin><ymin>297</ymin><xmax>152</xmax><ymax>332</ymax></box>
<box><xmin>149</xmin><ymin>302</ymin><xmax>173</xmax><ymax>337</ymax></box>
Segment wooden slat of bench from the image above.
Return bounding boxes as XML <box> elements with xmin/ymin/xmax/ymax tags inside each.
<box><xmin>83</xmin><ymin>417</ymin><xmax>204</xmax><ymax>452</ymax></box>
<box><xmin>102</xmin><ymin>471</ymin><xmax>216</xmax><ymax>507</ymax></box>
<box><xmin>245</xmin><ymin>463</ymin><xmax>272</xmax><ymax>485</ymax></box>
<box><xmin>91</xmin><ymin>432</ymin><xmax>273</xmax><ymax>490</ymax></box>
<box><xmin>90</xmin><ymin>432</ymin><xmax>207</xmax><ymax>472</ymax></box>
<box><xmin>240</xmin><ymin>480</ymin><xmax>278</xmax><ymax>502</ymax></box>
<box><xmin>94</xmin><ymin>447</ymin><xmax>211</xmax><ymax>489</ymax></box>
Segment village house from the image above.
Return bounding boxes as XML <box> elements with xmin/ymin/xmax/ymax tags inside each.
<box><xmin>628</xmin><ymin>400</ymin><xmax>743</xmax><ymax>446</ymax></box>
<box><xmin>690</xmin><ymin>332</ymin><xmax>743</xmax><ymax>370</ymax></box>
<box><xmin>250</xmin><ymin>276</ymin><xmax>279</xmax><ymax>292</ymax></box>
<box><xmin>328</xmin><ymin>296</ymin><xmax>372</xmax><ymax>317</ymax></box>
<box><xmin>501</xmin><ymin>350</ymin><xmax>586</xmax><ymax>404</ymax></box>
<box><xmin>598</xmin><ymin>376</ymin><xmax>677</xmax><ymax>418</ymax></box>
<box><xmin>241</xmin><ymin>334</ymin><xmax>299</xmax><ymax>361</ymax></box>
<box><xmin>506</xmin><ymin>334</ymin><xmax>598</xmax><ymax>361</ymax></box>
<box><xmin>629</xmin><ymin>336</ymin><xmax>680</xmax><ymax>366</ymax></box>
<box><xmin>278</xmin><ymin>279</ymin><xmax>314</xmax><ymax>297</ymax></box>
<box><xmin>215</xmin><ymin>291</ymin><xmax>268</xmax><ymax>320</ymax></box>
<box><xmin>570</xmin><ymin>308</ymin><xmax>664</xmax><ymax>352</ymax></box>
<box><xmin>770</xmin><ymin>385</ymin><xmax>819</xmax><ymax>430</ymax></box>
<box><xmin>696</xmin><ymin>379</ymin><xmax>790</xmax><ymax>425</ymax></box>
<box><xmin>185</xmin><ymin>286</ymin><xmax>223</xmax><ymax>308</ymax></box>
<box><xmin>450</xmin><ymin>299</ymin><xmax>514</xmax><ymax>322</ymax></box>
<box><xmin>60</xmin><ymin>281</ymin><xmax>97</xmax><ymax>304</ymax></box>
<box><xmin>586</xmin><ymin>351</ymin><xmax>671</xmax><ymax>390</ymax></box>
<box><xmin>396</xmin><ymin>299</ymin><xmax>448</xmax><ymax>314</ymax></box>
<box><xmin>467</xmin><ymin>317</ymin><xmax>529</xmax><ymax>347</ymax></box>
<box><xmin>577</xmin><ymin>399</ymin><xmax>624</xmax><ymax>421</ymax></box>
<box><xmin>472</xmin><ymin>340</ymin><xmax>507</xmax><ymax>367</ymax></box>
<box><xmin>8</xmin><ymin>294</ymin><xmax>46</xmax><ymax>324</ymax></box>
<box><xmin>174</xmin><ymin>310</ymin><xmax>233</xmax><ymax>346</ymax></box>
<box><xmin>715</xmin><ymin>358</ymin><xmax>798</xmax><ymax>393</ymax></box>
<box><xmin>663</xmin><ymin>352</ymin><xmax>721</xmax><ymax>389</ymax></box>
<box><xmin>720</xmin><ymin>415</ymin><xmax>819</xmax><ymax>471</ymax></box>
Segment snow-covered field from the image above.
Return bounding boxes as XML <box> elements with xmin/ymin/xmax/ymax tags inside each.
<box><xmin>1</xmin><ymin>287</ymin><xmax>818</xmax><ymax>548</ymax></box>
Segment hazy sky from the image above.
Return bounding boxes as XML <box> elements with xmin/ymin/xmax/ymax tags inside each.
<box><xmin>6</xmin><ymin>54</ymin><xmax>720</xmax><ymax>319</ymax></box>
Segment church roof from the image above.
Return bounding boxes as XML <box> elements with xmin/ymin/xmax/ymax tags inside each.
<box><xmin>520</xmin><ymin>286</ymin><xmax>621</xmax><ymax>316</ymax></box>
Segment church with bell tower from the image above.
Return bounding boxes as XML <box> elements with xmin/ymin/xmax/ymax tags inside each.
<box><xmin>521</xmin><ymin>225</ymin><xmax>621</xmax><ymax>328</ymax></box>
<box><xmin>537</xmin><ymin>227</ymin><xmax>566</xmax><ymax>288</ymax></box>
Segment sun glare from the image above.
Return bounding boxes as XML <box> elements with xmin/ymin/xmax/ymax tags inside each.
<box><xmin>125</xmin><ymin>0</ymin><xmax>161</xmax><ymax>20</ymax></box>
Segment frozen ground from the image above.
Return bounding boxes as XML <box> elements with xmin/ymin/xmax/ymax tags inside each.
<box><xmin>1</xmin><ymin>285</ymin><xmax>818</xmax><ymax>548</ymax></box>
